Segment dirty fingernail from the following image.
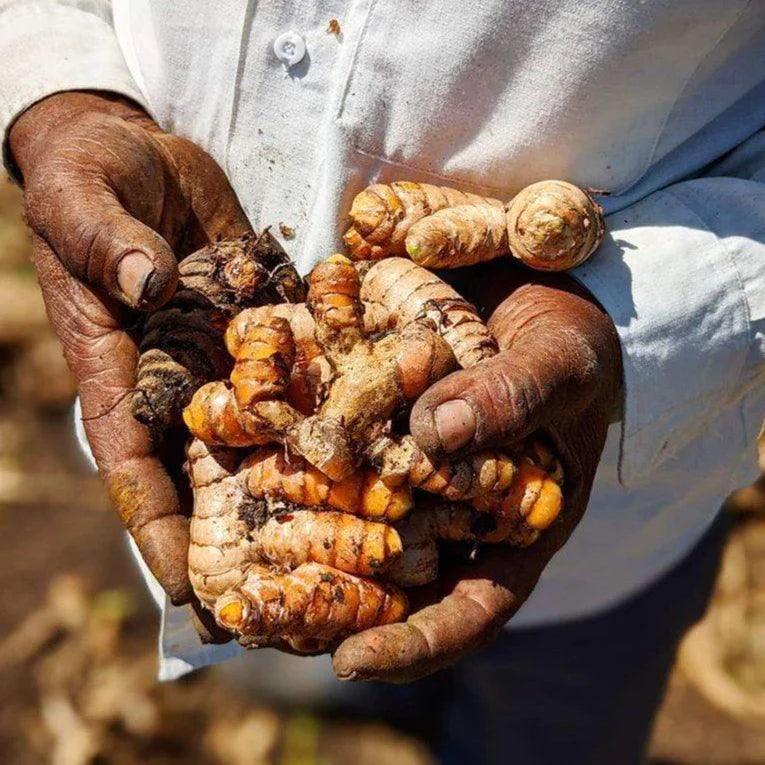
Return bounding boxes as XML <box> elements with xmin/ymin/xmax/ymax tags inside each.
<box><xmin>117</xmin><ymin>250</ymin><xmax>156</xmax><ymax>307</ymax></box>
<box><xmin>434</xmin><ymin>400</ymin><xmax>476</xmax><ymax>453</ymax></box>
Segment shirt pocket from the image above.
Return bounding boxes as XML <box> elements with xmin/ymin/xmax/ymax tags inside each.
<box><xmin>336</xmin><ymin>0</ymin><xmax>747</xmax><ymax>196</ymax></box>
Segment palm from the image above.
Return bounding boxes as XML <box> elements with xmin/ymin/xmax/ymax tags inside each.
<box><xmin>12</xmin><ymin>94</ymin><xmax>251</xmax><ymax>606</ymax></box>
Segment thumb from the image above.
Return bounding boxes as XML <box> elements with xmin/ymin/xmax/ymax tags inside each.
<box><xmin>410</xmin><ymin>351</ymin><xmax>584</xmax><ymax>458</ymax></box>
<box><xmin>24</xmin><ymin>159</ymin><xmax>178</xmax><ymax>311</ymax></box>
<box><xmin>410</xmin><ymin>289</ymin><xmax>614</xmax><ymax>458</ymax></box>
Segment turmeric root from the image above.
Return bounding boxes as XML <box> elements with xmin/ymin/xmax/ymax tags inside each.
<box><xmin>370</xmin><ymin>434</ymin><xmax>516</xmax><ymax>501</ymax></box>
<box><xmin>406</xmin><ymin>203</ymin><xmax>508</xmax><ymax>269</ymax></box>
<box><xmin>214</xmin><ymin>562</ymin><xmax>407</xmax><ymax>648</ymax></box>
<box><xmin>472</xmin><ymin>460</ymin><xmax>563</xmax><ymax>533</ymax></box>
<box><xmin>243</xmin><ymin>448</ymin><xmax>413</xmax><ymax>522</ymax></box>
<box><xmin>183</xmin><ymin>380</ymin><xmax>303</xmax><ymax>447</ymax></box>
<box><xmin>132</xmin><ymin>231</ymin><xmax>305</xmax><ymax>435</ymax></box>
<box><xmin>288</xmin><ymin>256</ymin><xmax>458</xmax><ymax>480</ymax></box>
<box><xmin>226</xmin><ymin>303</ymin><xmax>325</xmax><ymax>415</ymax></box>
<box><xmin>343</xmin><ymin>181</ymin><xmax>502</xmax><ymax>260</ymax></box>
<box><xmin>253</xmin><ymin>511</ymin><xmax>402</xmax><ymax>575</ymax></box>
<box><xmin>389</xmin><ymin>458</ymin><xmax>563</xmax><ymax>588</ymax></box>
<box><xmin>359</xmin><ymin>257</ymin><xmax>498</xmax><ymax>368</ymax></box>
<box><xmin>504</xmin><ymin>181</ymin><xmax>604</xmax><ymax>271</ymax></box>
<box><xmin>344</xmin><ymin>180</ymin><xmax>604</xmax><ymax>272</ymax></box>
<box><xmin>187</xmin><ymin>439</ymin><xmax>407</xmax><ymax>646</ymax></box>
<box><xmin>226</xmin><ymin>311</ymin><xmax>296</xmax><ymax>411</ymax></box>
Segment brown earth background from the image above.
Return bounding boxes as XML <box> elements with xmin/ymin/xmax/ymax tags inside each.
<box><xmin>3</xmin><ymin>175</ymin><xmax>765</xmax><ymax>765</ymax></box>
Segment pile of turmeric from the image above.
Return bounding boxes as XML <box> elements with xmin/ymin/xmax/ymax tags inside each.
<box><xmin>129</xmin><ymin>176</ymin><xmax>598</xmax><ymax>651</ymax></box>
<box><xmin>176</xmin><ymin>251</ymin><xmax>562</xmax><ymax>648</ymax></box>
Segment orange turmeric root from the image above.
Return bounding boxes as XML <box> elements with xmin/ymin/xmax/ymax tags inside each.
<box><xmin>226</xmin><ymin>303</ymin><xmax>324</xmax><ymax>415</ymax></box>
<box><xmin>243</xmin><ymin>447</ymin><xmax>413</xmax><ymax>522</ymax></box>
<box><xmin>187</xmin><ymin>439</ymin><xmax>408</xmax><ymax>647</ymax></box>
<box><xmin>215</xmin><ymin>562</ymin><xmax>407</xmax><ymax>649</ymax></box>
<box><xmin>389</xmin><ymin>453</ymin><xmax>564</xmax><ymax>587</ymax></box>
<box><xmin>183</xmin><ymin>380</ymin><xmax>303</xmax><ymax>447</ymax></box>
<box><xmin>345</xmin><ymin>180</ymin><xmax>604</xmax><ymax>272</ymax></box>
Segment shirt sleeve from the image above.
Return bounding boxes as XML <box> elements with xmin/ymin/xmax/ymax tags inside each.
<box><xmin>0</xmin><ymin>0</ymin><xmax>147</xmax><ymax>174</ymax></box>
<box><xmin>574</xmin><ymin>133</ymin><xmax>765</xmax><ymax>487</ymax></box>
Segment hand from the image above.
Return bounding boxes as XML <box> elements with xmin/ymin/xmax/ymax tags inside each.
<box><xmin>10</xmin><ymin>92</ymin><xmax>251</xmax><ymax>605</ymax></box>
<box><xmin>333</xmin><ymin>262</ymin><xmax>622</xmax><ymax>681</ymax></box>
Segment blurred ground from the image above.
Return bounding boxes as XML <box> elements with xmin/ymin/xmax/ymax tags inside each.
<box><xmin>2</xmin><ymin>174</ymin><xmax>765</xmax><ymax>764</ymax></box>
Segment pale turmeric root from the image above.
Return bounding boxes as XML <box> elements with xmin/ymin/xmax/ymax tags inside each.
<box><xmin>343</xmin><ymin>181</ymin><xmax>503</xmax><ymax>260</ymax></box>
<box><xmin>359</xmin><ymin>257</ymin><xmax>498</xmax><ymax>368</ymax></box>
<box><xmin>133</xmin><ymin>231</ymin><xmax>305</xmax><ymax>435</ymax></box>
<box><xmin>187</xmin><ymin>439</ymin><xmax>407</xmax><ymax>647</ymax></box>
<box><xmin>504</xmin><ymin>181</ymin><xmax>604</xmax><ymax>271</ymax></box>
<box><xmin>344</xmin><ymin>180</ymin><xmax>604</xmax><ymax>272</ymax></box>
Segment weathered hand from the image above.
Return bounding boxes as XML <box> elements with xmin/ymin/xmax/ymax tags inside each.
<box><xmin>333</xmin><ymin>262</ymin><xmax>622</xmax><ymax>681</ymax></box>
<box><xmin>10</xmin><ymin>92</ymin><xmax>251</xmax><ymax>605</ymax></box>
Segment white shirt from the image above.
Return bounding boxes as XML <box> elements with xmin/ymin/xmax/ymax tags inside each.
<box><xmin>5</xmin><ymin>0</ymin><xmax>765</xmax><ymax>679</ymax></box>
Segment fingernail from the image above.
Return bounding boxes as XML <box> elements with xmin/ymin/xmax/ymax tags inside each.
<box><xmin>117</xmin><ymin>250</ymin><xmax>156</xmax><ymax>307</ymax></box>
<box><xmin>434</xmin><ymin>400</ymin><xmax>476</xmax><ymax>453</ymax></box>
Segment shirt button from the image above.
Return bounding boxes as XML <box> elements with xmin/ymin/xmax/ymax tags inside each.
<box><xmin>273</xmin><ymin>31</ymin><xmax>306</xmax><ymax>67</ymax></box>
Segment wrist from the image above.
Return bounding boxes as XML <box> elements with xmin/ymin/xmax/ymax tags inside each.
<box><xmin>9</xmin><ymin>91</ymin><xmax>154</xmax><ymax>179</ymax></box>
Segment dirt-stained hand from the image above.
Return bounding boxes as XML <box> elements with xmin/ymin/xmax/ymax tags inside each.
<box><xmin>333</xmin><ymin>262</ymin><xmax>622</xmax><ymax>681</ymax></box>
<box><xmin>10</xmin><ymin>92</ymin><xmax>251</xmax><ymax>606</ymax></box>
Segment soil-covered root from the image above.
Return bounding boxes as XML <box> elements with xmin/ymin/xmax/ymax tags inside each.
<box><xmin>132</xmin><ymin>231</ymin><xmax>305</xmax><ymax>435</ymax></box>
<box><xmin>183</xmin><ymin>380</ymin><xmax>304</xmax><ymax>447</ymax></box>
<box><xmin>286</xmin><ymin>256</ymin><xmax>457</xmax><ymax>480</ymax></box>
<box><xmin>370</xmin><ymin>434</ymin><xmax>516</xmax><ymax>501</ymax></box>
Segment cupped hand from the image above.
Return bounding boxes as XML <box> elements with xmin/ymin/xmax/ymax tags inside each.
<box><xmin>10</xmin><ymin>92</ymin><xmax>251</xmax><ymax>606</ymax></box>
<box><xmin>333</xmin><ymin>262</ymin><xmax>622</xmax><ymax>681</ymax></box>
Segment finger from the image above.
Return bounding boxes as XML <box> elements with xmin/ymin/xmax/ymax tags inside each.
<box><xmin>159</xmin><ymin>134</ymin><xmax>252</xmax><ymax>245</ymax></box>
<box><xmin>190</xmin><ymin>601</ymin><xmax>233</xmax><ymax>644</ymax></box>
<box><xmin>410</xmin><ymin>285</ymin><xmax>617</xmax><ymax>457</ymax></box>
<box><xmin>333</xmin><ymin>575</ymin><xmax>516</xmax><ymax>683</ymax></box>
<box><xmin>24</xmin><ymin>122</ymin><xmax>178</xmax><ymax>310</ymax></box>
<box><xmin>32</xmin><ymin>236</ymin><xmax>192</xmax><ymax>604</ymax></box>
